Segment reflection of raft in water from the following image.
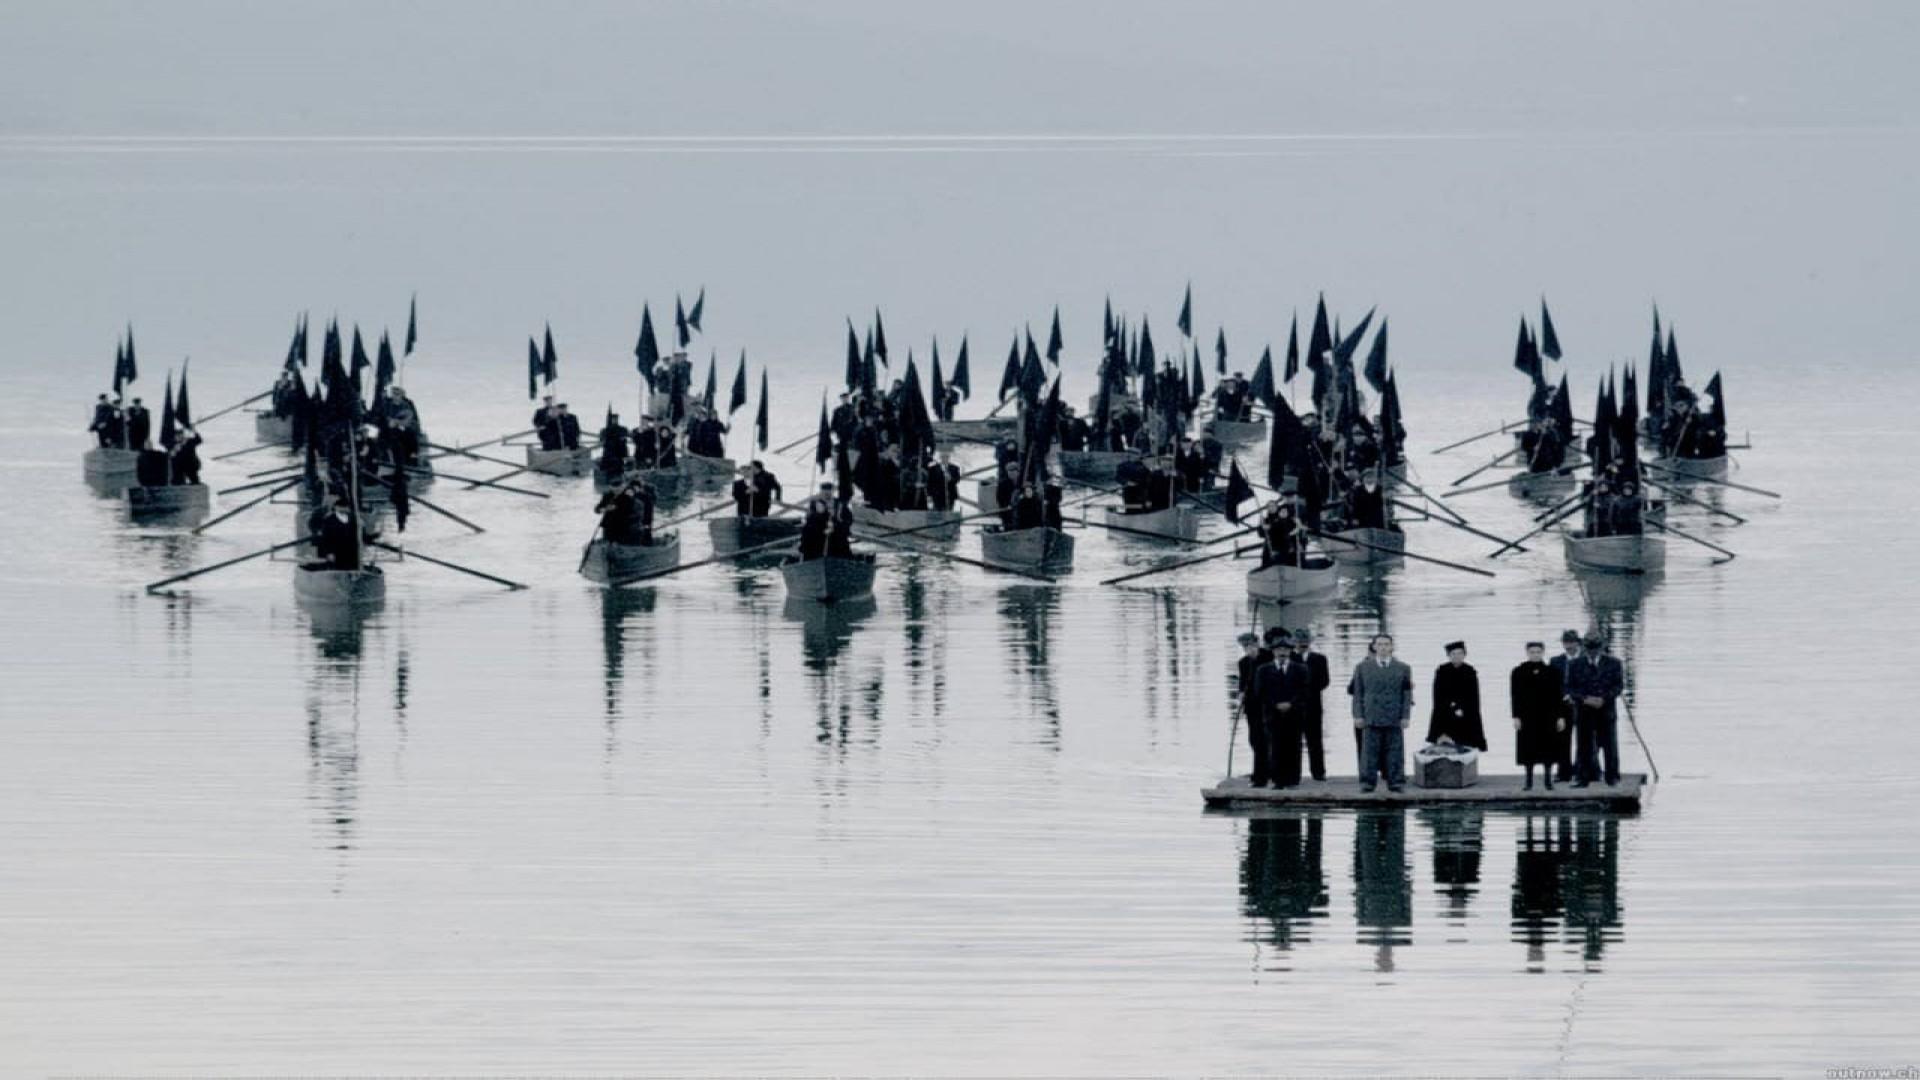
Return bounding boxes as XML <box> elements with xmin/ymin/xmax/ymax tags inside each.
<box><xmin>1201</xmin><ymin>773</ymin><xmax>1647</xmax><ymax>812</ymax></box>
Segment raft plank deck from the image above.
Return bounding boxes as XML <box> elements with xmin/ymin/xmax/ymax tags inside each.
<box><xmin>1202</xmin><ymin>773</ymin><xmax>1646</xmax><ymax>813</ymax></box>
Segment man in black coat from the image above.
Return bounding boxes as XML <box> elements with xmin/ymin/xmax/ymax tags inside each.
<box><xmin>745</xmin><ymin>460</ymin><xmax>782</xmax><ymax>517</ymax></box>
<box><xmin>799</xmin><ymin>483</ymin><xmax>837</xmax><ymax>560</ymax></box>
<box><xmin>89</xmin><ymin>394</ymin><xmax>118</xmax><ymax>447</ymax></box>
<box><xmin>1564</xmin><ymin>633</ymin><xmax>1626</xmax><ymax>786</ymax></box>
<box><xmin>1511</xmin><ymin>641</ymin><xmax>1565</xmax><ymax>790</ymax></box>
<box><xmin>598</xmin><ymin>414</ymin><xmax>630</xmax><ymax>476</ymax></box>
<box><xmin>1255</xmin><ymin>629</ymin><xmax>1312</xmax><ymax>787</ymax></box>
<box><xmin>927</xmin><ymin>451</ymin><xmax>961</xmax><ymax>512</ymax></box>
<box><xmin>125</xmin><ymin>398</ymin><xmax>151</xmax><ymax>450</ymax></box>
<box><xmin>1548</xmin><ymin>629</ymin><xmax>1582</xmax><ymax>781</ymax></box>
<box><xmin>1427</xmin><ymin>641</ymin><xmax>1488</xmax><ymax>750</ymax></box>
<box><xmin>1235</xmin><ymin>632</ymin><xmax>1275</xmax><ymax>787</ymax></box>
<box><xmin>1290</xmin><ymin>627</ymin><xmax>1333</xmax><ymax>781</ymax></box>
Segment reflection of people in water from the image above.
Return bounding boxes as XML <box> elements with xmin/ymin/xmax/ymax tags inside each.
<box><xmin>1352</xmin><ymin>809</ymin><xmax>1412</xmax><ymax>971</ymax></box>
<box><xmin>1510</xmin><ymin>814</ymin><xmax>1623</xmax><ymax>968</ymax></box>
<box><xmin>1421</xmin><ymin>808</ymin><xmax>1484</xmax><ymax>923</ymax></box>
<box><xmin>1240</xmin><ymin>815</ymin><xmax>1329</xmax><ymax>952</ymax></box>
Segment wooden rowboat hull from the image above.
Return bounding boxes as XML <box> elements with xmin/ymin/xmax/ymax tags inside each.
<box><xmin>1058</xmin><ymin>450</ymin><xmax>1142</xmax><ymax>483</ymax></box>
<box><xmin>525</xmin><ymin>446</ymin><xmax>593</xmax><ymax>477</ymax></box>
<box><xmin>1652</xmin><ymin>454</ymin><xmax>1730</xmax><ymax>481</ymax></box>
<box><xmin>980</xmin><ymin>527</ymin><xmax>1075</xmax><ymax>572</ymax></box>
<box><xmin>1246</xmin><ymin>560</ymin><xmax>1340</xmax><ymax>602</ymax></box>
<box><xmin>594</xmin><ymin>465</ymin><xmax>687</xmax><ymax>496</ymax></box>
<box><xmin>933</xmin><ymin>417</ymin><xmax>1017</xmax><ymax>443</ymax></box>
<box><xmin>1327</xmin><ymin>526</ymin><xmax>1404</xmax><ymax>565</ymax></box>
<box><xmin>1507</xmin><ymin>470</ymin><xmax>1577</xmax><ymax>500</ymax></box>
<box><xmin>82</xmin><ymin>447</ymin><xmax>140</xmax><ymax>478</ymax></box>
<box><xmin>126</xmin><ymin>484</ymin><xmax>211</xmax><ymax>522</ymax></box>
<box><xmin>1104</xmin><ymin>505</ymin><xmax>1199</xmax><ymax>541</ymax></box>
<box><xmin>780</xmin><ymin>555</ymin><xmax>878</xmax><ymax>603</ymax></box>
<box><xmin>294</xmin><ymin>564</ymin><xmax>387</xmax><ymax>605</ymax></box>
<box><xmin>1563</xmin><ymin>532</ymin><xmax>1666</xmax><ymax>574</ymax></box>
<box><xmin>581</xmin><ymin>532</ymin><xmax>682</xmax><ymax>584</ymax></box>
<box><xmin>253</xmin><ymin>412</ymin><xmax>293</xmax><ymax>445</ymax></box>
<box><xmin>708</xmin><ymin>515</ymin><xmax>804</xmax><ymax>557</ymax></box>
<box><xmin>1208</xmin><ymin>417</ymin><xmax>1267</xmax><ymax>443</ymax></box>
<box><xmin>852</xmin><ymin>506</ymin><xmax>962</xmax><ymax>544</ymax></box>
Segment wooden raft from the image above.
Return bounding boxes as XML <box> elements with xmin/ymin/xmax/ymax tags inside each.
<box><xmin>1202</xmin><ymin>773</ymin><xmax>1647</xmax><ymax>813</ymax></box>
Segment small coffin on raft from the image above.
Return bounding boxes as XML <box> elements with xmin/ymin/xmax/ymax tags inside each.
<box><xmin>980</xmin><ymin>526</ymin><xmax>1075</xmax><ymax>573</ymax></box>
<box><xmin>580</xmin><ymin>532</ymin><xmax>682</xmax><ymax>585</ymax></box>
<box><xmin>779</xmin><ymin>553</ymin><xmax>877</xmax><ymax>604</ymax></box>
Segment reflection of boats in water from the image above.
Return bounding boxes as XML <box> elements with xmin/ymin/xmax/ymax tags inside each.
<box><xmin>301</xmin><ymin>588</ymin><xmax>383</xmax><ymax>658</ymax></box>
<box><xmin>599</xmin><ymin>586</ymin><xmax>658</xmax><ymax>719</ymax></box>
<box><xmin>784</xmin><ymin>593</ymin><xmax>877</xmax><ymax>666</ymax></box>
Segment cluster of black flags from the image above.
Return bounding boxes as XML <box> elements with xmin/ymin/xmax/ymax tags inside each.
<box><xmin>610</xmin><ymin>290</ymin><xmax>770</xmax><ymax>450</ymax></box>
<box><xmin>274</xmin><ymin>296</ymin><xmax>419</xmax><ymax>443</ymax></box>
<box><xmin>106</xmin><ymin>324</ymin><xmax>196</xmax><ymax>449</ymax></box>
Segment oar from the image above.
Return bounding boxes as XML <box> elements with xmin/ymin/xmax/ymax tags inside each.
<box><xmin>213</xmin><ymin>441</ymin><xmax>289</xmax><ymax>462</ymax></box>
<box><xmin>423</xmin><ymin>441</ymin><xmax>530</xmax><ymax>471</ymax></box>
<box><xmin>192</xmin><ymin>478</ymin><xmax>300</xmax><ymax>534</ymax></box>
<box><xmin>1492</xmin><ymin>494</ymin><xmax>1591</xmax><ymax>558</ymax></box>
<box><xmin>194</xmin><ymin>389</ymin><xmax>273</xmax><ymax>426</ymax></box>
<box><xmin>659</xmin><ymin>496</ymin><xmax>742</xmax><ymax>530</ymax></box>
<box><xmin>220</xmin><ymin>473</ymin><xmax>308</xmax><ymax>496</ymax></box>
<box><xmin>1529</xmin><ymin>486</ymin><xmax>1591</xmax><ymax>523</ymax></box>
<box><xmin>1646</xmin><ymin>479</ymin><xmax>1747</xmax><ymax>525</ymax></box>
<box><xmin>1646</xmin><ymin>518</ymin><xmax>1737</xmax><ymax>563</ymax></box>
<box><xmin>1645</xmin><ymin>461</ymin><xmax>1781</xmax><ymax>499</ymax></box>
<box><xmin>361</xmin><ymin>471</ymin><xmax>485</xmax><ymax>534</ymax></box>
<box><xmin>1450</xmin><ymin>446</ymin><xmax>1523</xmax><ymax>488</ymax></box>
<box><xmin>1307</xmin><ymin>527</ymin><xmax>1496</xmax><ymax>578</ymax></box>
<box><xmin>247</xmin><ymin>461</ymin><xmax>306</xmax><ymax>479</ymax></box>
<box><xmin>1444</xmin><ymin>463</ymin><xmax>1583</xmax><ymax>498</ymax></box>
<box><xmin>1385</xmin><ymin>470</ymin><xmax>1473</xmax><ymax>527</ymax></box>
<box><xmin>1618</xmin><ymin>696</ymin><xmax>1661</xmax><ymax>783</ymax></box>
<box><xmin>606</xmin><ymin>531</ymin><xmax>802</xmax><ymax>586</ymax></box>
<box><xmin>422</xmin><ymin>428</ymin><xmax>537</xmax><ymax>461</ymax></box>
<box><xmin>145</xmin><ymin>535</ymin><xmax>315</xmax><ymax>593</ymax></box>
<box><xmin>855</xmin><ymin>526</ymin><xmax>1056</xmax><ymax>582</ymax></box>
<box><xmin>1388</xmin><ymin>498</ymin><xmax>1528</xmax><ymax>552</ymax></box>
<box><xmin>768</xmin><ymin>430</ymin><xmax>816</xmax><ymax>456</ymax></box>
<box><xmin>1101</xmin><ymin>542</ymin><xmax>1260</xmax><ymax>586</ymax></box>
<box><xmin>575</xmin><ymin>520</ymin><xmax>605</xmax><ymax>574</ymax></box>
<box><xmin>1430</xmin><ymin>419</ymin><xmax>1515</xmax><ymax>455</ymax></box>
<box><xmin>402</xmin><ymin>466</ymin><xmax>547</xmax><ymax>498</ymax></box>
<box><xmin>371</xmin><ymin>540</ymin><xmax>525</xmax><ymax>589</ymax></box>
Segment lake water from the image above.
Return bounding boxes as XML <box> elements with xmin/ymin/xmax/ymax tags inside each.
<box><xmin>2</xmin><ymin>135</ymin><xmax>1918</xmax><ymax>1075</ymax></box>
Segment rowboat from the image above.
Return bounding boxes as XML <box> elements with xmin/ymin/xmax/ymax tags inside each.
<box><xmin>253</xmin><ymin>411</ymin><xmax>293</xmax><ymax>445</ymax></box>
<box><xmin>1209</xmin><ymin>416</ymin><xmax>1267</xmax><ymax>443</ymax></box>
<box><xmin>126</xmin><ymin>483</ymin><xmax>210</xmax><ymax>523</ymax></box>
<box><xmin>1245</xmin><ymin>557</ymin><xmax>1340</xmax><ymax>603</ymax></box>
<box><xmin>1058</xmin><ymin>449</ymin><xmax>1142</xmax><ymax>483</ymax></box>
<box><xmin>594</xmin><ymin>463</ymin><xmax>687</xmax><ymax>497</ymax></box>
<box><xmin>1507</xmin><ymin>468</ymin><xmax>1577</xmax><ymax>500</ymax></box>
<box><xmin>82</xmin><ymin>447</ymin><xmax>140</xmax><ymax>480</ymax></box>
<box><xmin>580</xmin><ymin>531</ymin><xmax>682</xmax><ymax>585</ymax></box>
<box><xmin>974</xmin><ymin>479</ymin><xmax>1004</xmax><ymax>515</ymax></box>
<box><xmin>294</xmin><ymin>563</ymin><xmax>387</xmax><ymax>605</ymax></box>
<box><xmin>851</xmin><ymin>506</ymin><xmax>962</xmax><ymax>545</ymax></box>
<box><xmin>1326</xmin><ymin>525</ymin><xmax>1404</xmax><ymax>566</ymax></box>
<box><xmin>779</xmin><ymin>553</ymin><xmax>878</xmax><ymax>603</ymax></box>
<box><xmin>1562</xmin><ymin>531</ymin><xmax>1666</xmax><ymax>575</ymax></box>
<box><xmin>1103</xmin><ymin>504</ymin><xmax>1199</xmax><ymax>542</ymax></box>
<box><xmin>708</xmin><ymin>515</ymin><xmax>804</xmax><ymax>558</ymax></box>
<box><xmin>980</xmin><ymin>526</ymin><xmax>1075</xmax><ymax>572</ymax></box>
<box><xmin>1086</xmin><ymin>392</ymin><xmax>1140</xmax><ymax>416</ymax></box>
<box><xmin>1651</xmin><ymin>454</ymin><xmax>1730</xmax><ymax>481</ymax></box>
<box><xmin>524</xmin><ymin>445</ymin><xmax>593</xmax><ymax>477</ymax></box>
<box><xmin>933</xmin><ymin>416</ymin><xmax>1017</xmax><ymax>443</ymax></box>
<box><xmin>678</xmin><ymin>453</ymin><xmax>735</xmax><ymax>487</ymax></box>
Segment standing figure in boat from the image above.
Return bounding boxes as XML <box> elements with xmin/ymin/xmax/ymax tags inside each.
<box><xmin>595</xmin><ymin>474</ymin><xmax>657</xmax><ymax>545</ymax></box>
<box><xmin>166</xmin><ymin>425</ymin><xmax>203</xmax><ymax>486</ymax></box>
<box><xmin>553</xmin><ymin>404</ymin><xmax>582</xmax><ymax>451</ymax></box>
<box><xmin>1259</xmin><ymin>500</ymin><xmax>1307</xmax><ymax>569</ymax></box>
<box><xmin>927</xmin><ymin>450</ymin><xmax>961</xmax><ymax>512</ymax></box>
<box><xmin>89</xmin><ymin>394</ymin><xmax>125</xmax><ymax>448</ymax></box>
<box><xmin>739</xmin><ymin>460</ymin><xmax>782</xmax><ymax>517</ymax></box>
<box><xmin>799</xmin><ymin>482</ymin><xmax>854</xmax><ymax>560</ymax></box>
<box><xmin>686</xmin><ymin>403</ymin><xmax>728</xmax><ymax>459</ymax></box>
<box><xmin>379</xmin><ymin>387</ymin><xmax>424</xmax><ymax>468</ymax></box>
<box><xmin>1426</xmin><ymin>641</ymin><xmax>1488</xmax><ymax>751</ymax></box>
<box><xmin>532</xmin><ymin>395</ymin><xmax>561</xmax><ymax>450</ymax></box>
<box><xmin>307</xmin><ymin>493</ymin><xmax>375</xmax><ymax>571</ymax></box>
<box><xmin>1348</xmin><ymin>472</ymin><xmax>1388</xmax><ymax>529</ymax></box>
<box><xmin>1510</xmin><ymin>641</ymin><xmax>1565</xmax><ymax>791</ymax></box>
<box><xmin>125</xmin><ymin>397</ymin><xmax>151</xmax><ymax>451</ymax></box>
<box><xmin>598</xmin><ymin>412</ymin><xmax>630</xmax><ymax>477</ymax></box>
<box><xmin>1214</xmin><ymin>372</ymin><xmax>1250</xmax><ymax>422</ymax></box>
<box><xmin>1519</xmin><ymin>416</ymin><xmax>1568</xmax><ymax>472</ymax></box>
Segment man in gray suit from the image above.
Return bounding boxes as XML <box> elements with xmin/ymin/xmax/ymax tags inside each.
<box><xmin>1349</xmin><ymin>633</ymin><xmax>1415</xmax><ymax>793</ymax></box>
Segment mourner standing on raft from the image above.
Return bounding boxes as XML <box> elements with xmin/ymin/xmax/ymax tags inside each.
<box><xmin>1427</xmin><ymin>641</ymin><xmax>1488</xmax><ymax>751</ymax></box>
<box><xmin>1350</xmin><ymin>634</ymin><xmax>1414</xmax><ymax>793</ymax></box>
<box><xmin>1236</xmin><ymin>631</ymin><xmax>1276</xmax><ymax>788</ymax></box>
<box><xmin>1565</xmin><ymin>632</ymin><xmax>1626</xmax><ymax>787</ymax></box>
<box><xmin>1290</xmin><ymin>627</ymin><xmax>1332</xmax><ymax>781</ymax></box>
<box><xmin>1510</xmin><ymin>641</ymin><xmax>1566</xmax><ymax>790</ymax></box>
<box><xmin>1254</xmin><ymin>629</ymin><xmax>1312</xmax><ymax>788</ymax></box>
<box><xmin>1550</xmin><ymin>630</ymin><xmax>1582</xmax><ymax>782</ymax></box>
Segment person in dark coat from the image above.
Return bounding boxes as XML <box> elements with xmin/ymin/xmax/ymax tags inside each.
<box><xmin>168</xmin><ymin>427</ymin><xmax>204</xmax><ymax>486</ymax></box>
<box><xmin>1510</xmin><ymin>642</ymin><xmax>1565</xmax><ymax>790</ymax></box>
<box><xmin>555</xmin><ymin>404</ymin><xmax>582</xmax><ymax>450</ymax></box>
<box><xmin>89</xmin><ymin>394</ymin><xmax>118</xmax><ymax>447</ymax></box>
<box><xmin>1290</xmin><ymin>627</ymin><xmax>1333</xmax><ymax>781</ymax></box>
<box><xmin>1427</xmin><ymin>642</ymin><xmax>1487</xmax><ymax>750</ymax></box>
<box><xmin>746</xmin><ymin>460</ymin><xmax>782</xmax><ymax>517</ymax></box>
<box><xmin>1548</xmin><ymin>630</ymin><xmax>1582</xmax><ymax>781</ymax></box>
<box><xmin>1235</xmin><ymin>632</ymin><xmax>1276</xmax><ymax>787</ymax></box>
<box><xmin>594</xmin><ymin>476</ymin><xmax>656</xmax><ymax>545</ymax></box>
<box><xmin>1564</xmin><ymin>632</ymin><xmax>1626</xmax><ymax>786</ymax></box>
<box><xmin>928</xmin><ymin>451</ymin><xmax>962</xmax><ymax>512</ymax></box>
<box><xmin>798</xmin><ymin>483</ymin><xmax>838</xmax><ymax>560</ymax></box>
<box><xmin>1254</xmin><ymin>629</ymin><xmax>1310</xmax><ymax>787</ymax></box>
<box><xmin>125</xmin><ymin>398</ymin><xmax>151</xmax><ymax>450</ymax></box>
<box><xmin>1348</xmin><ymin>472</ymin><xmax>1388</xmax><ymax>529</ymax></box>
<box><xmin>598</xmin><ymin>414</ymin><xmax>630</xmax><ymax>476</ymax></box>
<box><xmin>532</xmin><ymin>396</ymin><xmax>561</xmax><ymax>450</ymax></box>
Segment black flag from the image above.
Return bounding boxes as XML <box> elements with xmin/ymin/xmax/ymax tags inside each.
<box><xmin>1512</xmin><ymin>317</ymin><xmax>1540</xmax><ymax>381</ymax></box>
<box><xmin>687</xmin><ymin>287</ymin><xmax>705</xmax><ymax>333</ymax></box>
<box><xmin>998</xmin><ymin>336</ymin><xmax>1021</xmax><ymax>400</ymax></box>
<box><xmin>931</xmin><ymin>349</ymin><xmax>949</xmax><ymax>421</ymax></box>
<box><xmin>405</xmin><ymin>294</ymin><xmax>418</xmax><ymax>355</ymax></box>
<box><xmin>1306</xmin><ymin>297</ymin><xmax>1331</xmax><ymax>374</ymax></box>
<box><xmin>349</xmin><ymin>326</ymin><xmax>370</xmax><ymax>393</ymax></box>
<box><xmin>1177</xmin><ymin>283</ymin><xmax>1192</xmax><ymax>338</ymax></box>
<box><xmin>1249</xmin><ymin>346</ymin><xmax>1276</xmax><ymax>409</ymax></box>
<box><xmin>122</xmin><ymin>325</ymin><xmax>139</xmax><ymax>388</ymax></box>
<box><xmin>1363</xmin><ymin>318</ymin><xmax>1389</xmax><ymax>393</ymax></box>
<box><xmin>1283</xmin><ymin>313</ymin><xmax>1300</xmax><ymax>384</ymax></box>
<box><xmin>728</xmin><ymin>351</ymin><xmax>749</xmax><ymax>415</ymax></box>
<box><xmin>1046</xmin><ymin>306</ymin><xmax>1063</xmax><ymax>363</ymax></box>
<box><xmin>541</xmin><ymin>324</ymin><xmax>558</xmax><ymax>384</ymax></box>
<box><xmin>844</xmin><ymin>321</ymin><xmax>863</xmax><ymax>391</ymax></box>
<box><xmin>814</xmin><ymin>395</ymin><xmax>832</xmax><ymax>469</ymax></box>
<box><xmin>674</xmin><ymin>296</ymin><xmax>690</xmax><ymax>348</ymax></box>
<box><xmin>113</xmin><ymin>339</ymin><xmax>128</xmax><ymax>395</ymax></box>
<box><xmin>701</xmin><ymin>352</ymin><xmax>717</xmax><ymax>410</ymax></box>
<box><xmin>175</xmin><ymin>359</ymin><xmax>193</xmax><ymax>428</ymax></box>
<box><xmin>284</xmin><ymin>320</ymin><xmax>302</xmax><ymax>371</ymax></box>
<box><xmin>754</xmin><ymin>369</ymin><xmax>770</xmax><ymax>450</ymax></box>
<box><xmin>1539</xmin><ymin>298</ymin><xmax>1561</xmax><ymax>361</ymax></box>
<box><xmin>527</xmin><ymin>339</ymin><xmax>540</xmax><ymax>400</ymax></box>
<box><xmin>873</xmin><ymin>309</ymin><xmax>889</xmax><ymax>367</ymax></box>
<box><xmin>635</xmin><ymin>305</ymin><xmax>660</xmax><ymax>387</ymax></box>
<box><xmin>1333</xmin><ymin>307</ymin><xmax>1375</xmax><ymax>366</ymax></box>
<box><xmin>1224</xmin><ymin>459</ymin><xmax>1254</xmax><ymax>523</ymax></box>
<box><xmin>159</xmin><ymin>373</ymin><xmax>176</xmax><ymax>449</ymax></box>
<box><xmin>1215</xmin><ymin>328</ymin><xmax>1227</xmax><ymax>375</ymax></box>
<box><xmin>952</xmin><ymin>335</ymin><xmax>971</xmax><ymax>400</ymax></box>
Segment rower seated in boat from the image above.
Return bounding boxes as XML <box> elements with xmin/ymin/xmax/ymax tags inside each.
<box><xmin>126</xmin><ymin>398</ymin><xmax>151</xmax><ymax>451</ymax></box>
<box><xmin>1213</xmin><ymin>375</ymin><xmax>1251</xmax><ymax>422</ymax></box>
<box><xmin>306</xmin><ymin>494</ymin><xmax>377</xmax><ymax>571</ymax></box>
<box><xmin>167</xmin><ymin>426</ymin><xmax>203</xmax><ymax>485</ymax></box>
<box><xmin>1059</xmin><ymin>410</ymin><xmax>1090</xmax><ymax>451</ymax></box>
<box><xmin>1004</xmin><ymin>483</ymin><xmax>1044</xmax><ymax>531</ymax></box>
<box><xmin>554</xmin><ymin>404</ymin><xmax>582</xmax><ymax>450</ymax></box>
<box><xmin>1116</xmin><ymin>458</ymin><xmax>1174</xmax><ymax>512</ymax></box>
<box><xmin>798</xmin><ymin>483</ymin><xmax>854</xmax><ymax>560</ymax></box>
<box><xmin>732</xmin><ymin>460</ymin><xmax>783</xmax><ymax>517</ymax></box>
<box><xmin>1260</xmin><ymin>500</ymin><xmax>1308</xmax><ymax>569</ymax></box>
<box><xmin>598</xmin><ymin>413</ymin><xmax>630</xmax><ymax>475</ymax></box>
<box><xmin>595</xmin><ymin>474</ymin><xmax>658</xmax><ymax>545</ymax></box>
<box><xmin>533</xmin><ymin>396</ymin><xmax>562</xmax><ymax>450</ymax></box>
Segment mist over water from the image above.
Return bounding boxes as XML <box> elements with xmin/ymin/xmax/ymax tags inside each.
<box><xmin>4</xmin><ymin>2</ymin><xmax>1920</xmax><ymax>1073</ymax></box>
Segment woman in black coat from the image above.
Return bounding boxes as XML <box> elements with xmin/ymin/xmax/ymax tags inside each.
<box><xmin>1509</xmin><ymin>642</ymin><xmax>1565</xmax><ymax>789</ymax></box>
<box><xmin>1427</xmin><ymin>641</ymin><xmax>1488</xmax><ymax>751</ymax></box>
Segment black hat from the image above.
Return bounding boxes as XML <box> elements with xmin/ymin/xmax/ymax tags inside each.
<box><xmin>1525</xmin><ymin>641</ymin><xmax>1545</xmax><ymax>650</ymax></box>
<box><xmin>1582</xmin><ymin>632</ymin><xmax>1605</xmax><ymax>649</ymax></box>
<box><xmin>1291</xmin><ymin>627</ymin><xmax>1313</xmax><ymax>643</ymax></box>
<box><xmin>1236</xmin><ymin>631</ymin><xmax>1259</xmax><ymax>647</ymax></box>
<box><xmin>1444</xmin><ymin>641</ymin><xmax>1466</xmax><ymax>653</ymax></box>
<box><xmin>1561</xmin><ymin>629</ymin><xmax>1582</xmax><ymax>644</ymax></box>
<box><xmin>1262</xmin><ymin>626</ymin><xmax>1290</xmax><ymax>646</ymax></box>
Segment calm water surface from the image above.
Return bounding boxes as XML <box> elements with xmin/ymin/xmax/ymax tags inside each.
<box><xmin>2</xmin><ymin>140</ymin><xmax>1918</xmax><ymax>1075</ymax></box>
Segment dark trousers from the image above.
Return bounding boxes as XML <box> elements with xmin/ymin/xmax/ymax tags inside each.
<box><xmin>1270</xmin><ymin>709</ymin><xmax>1303</xmax><ymax>786</ymax></box>
<box><xmin>1244</xmin><ymin>709</ymin><xmax>1272</xmax><ymax>785</ymax></box>
<box><xmin>1555</xmin><ymin>704</ymin><xmax>1577</xmax><ymax>780</ymax></box>
<box><xmin>1300</xmin><ymin>709</ymin><xmax>1326</xmax><ymax>781</ymax></box>
<box><xmin>1574</xmin><ymin>705</ymin><xmax>1620</xmax><ymax>784</ymax></box>
<box><xmin>1359</xmin><ymin>725</ymin><xmax>1405</xmax><ymax>788</ymax></box>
